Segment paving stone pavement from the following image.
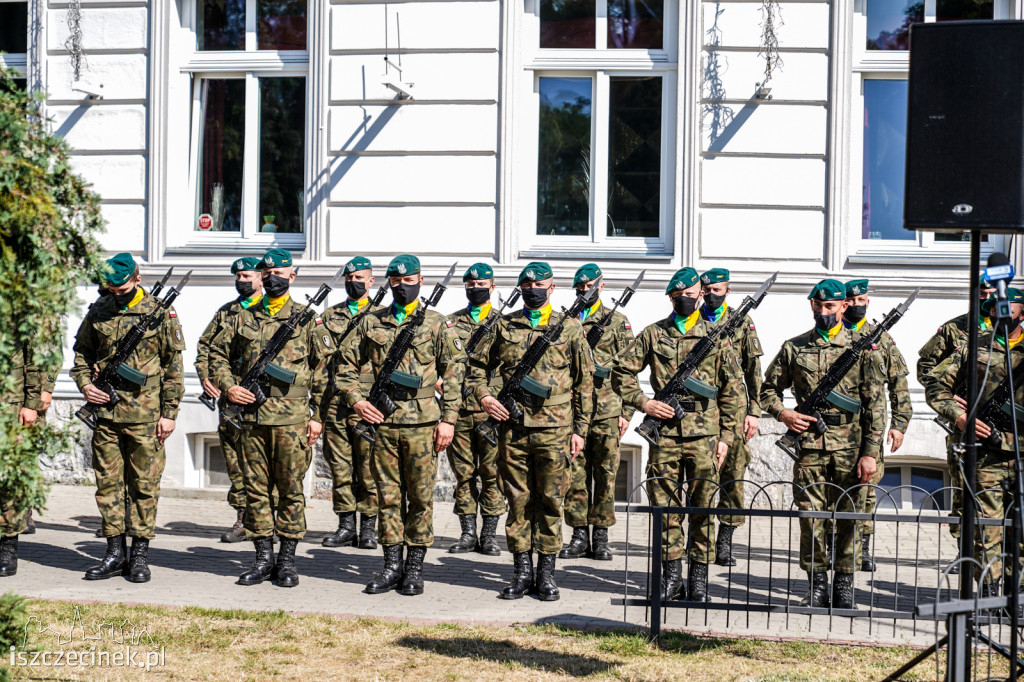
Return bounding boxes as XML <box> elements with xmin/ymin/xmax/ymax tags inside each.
<box><xmin>6</xmin><ymin>486</ymin><xmax>971</xmax><ymax>646</ymax></box>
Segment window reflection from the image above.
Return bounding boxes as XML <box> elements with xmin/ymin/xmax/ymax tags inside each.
<box><xmin>537</xmin><ymin>77</ymin><xmax>592</xmax><ymax>236</ymax></box>
<box><xmin>0</xmin><ymin>1</ymin><xmax>27</xmax><ymax>53</ymax></box>
<box><xmin>866</xmin><ymin>0</ymin><xmax>922</xmax><ymax>50</ymax></box>
<box><xmin>862</xmin><ymin>79</ymin><xmax>909</xmax><ymax>240</ymax></box>
<box><xmin>876</xmin><ymin>469</ymin><xmax>902</xmax><ymax>509</ymax></box>
<box><xmin>608</xmin><ymin>0</ymin><xmax>663</xmax><ymax>49</ymax></box>
<box><xmin>937</xmin><ymin>0</ymin><xmax>993</xmax><ymax>21</ymax></box>
<box><xmin>608</xmin><ymin>77</ymin><xmax>661</xmax><ymax>237</ymax></box>
<box><xmin>910</xmin><ymin>468</ymin><xmax>947</xmax><ymax>510</ymax></box>
<box><xmin>259</xmin><ymin>77</ymin><xmax>306</xmax><ymax>233</ymax></box>
<box><xmin>197</xmin><ymin>0</ymin><xmax>245</xmax><ymax>51</ymax></box>
<box><xmin>540</xmin><ymin>0</ymin><xmax>596</xmax><ymax>48</ymax></box>
<box><xmin>258</xmin><ymin>0</ymin><xmax>307</xmax><ymax>50</ymax></box>
<box><xmin>197</xmin><ymin>80</ymin><xmax>245</xmax><ymax>232</ymax></box>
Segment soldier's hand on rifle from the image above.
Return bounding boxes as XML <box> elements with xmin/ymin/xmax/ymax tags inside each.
<box><xmin>570</xmin><ymin>434</ymin><xmax>585</xmax><ymax>459</ymax></box>
<box><xmin>643</xmin><ymin>399</ymin><xmax>676</xmax><ymax>420</ymax></box>
<box><xmin>354</xmin><ymin>400</ymin><xmax>385</xmax><ymax>424</ymax></box>
<box><xmin>856</xmin><ymin>455</ymin><xmax>877</xmax><ymax>483</ymax></box>
<box><xmin>202</xmin><ymin>378</ymin><xmax>221</xmax><ymax>400</ymax></box>
<box><xmin>481</xmin><ymin>396</ymin><xmax>509</xmax><ymax>422</ymax></box>
<box><xmin>227</xmin><ymin>385</ymin><xmax>256</xmax><ymax>405</ymax></box>
<box><xmin>744</xmin><ymin>415</ymin><xmax>759</xmax><ymax>443</ymax></box>
<box><xmin>82</xmin><ymin>383</ymin><xmax>111</xmax><ymax>405</ymax></box>
<box><xmin>157</xmin><ymin>417</ymin><xmax>175</xmax><ymax>444</ymax></box>
<box><xmin>715</xmin><ymin>441</ymin><xmax>728</xmax><ymax>469</ymax></box>
<box><xmin>887</xmin><ymin>428</ymin><xmax>904</xmax><ymax>452</ymax></box>
<box><xmin>954</xmin><ymin>395</ymin><xmax>968</xmax><ymax>410</ymax></box>
<box><xmin>779</xmin><ymin>409</ymin><xmax>817</xmax><ymax>434</ymax></box>
<box><xmin>40</xmin><ymin>391</ymin><xmax>52</xmax><ymax>411</ymax></box>
<box><xmin>617</xmin><ymin>416</ymin><xmax>630</xmax><ymax>439</ymax></box>
<box><xmin>434</xmin><ymin>421</ymin><xmax>454</xmax><ymax>452</ymax></box>
<box><xmin>307</xmin><ymin>419</ymin><xmax>323</xmax><ymax>446</ymax></box>
<box><xmin>955</xmin><ymin>411</ymin><xmax>992</xmax><ymax>439</ymax></box>
<box><xmin>18</xmin><ymin>408</ymin><xmax>37</xmax><ymax>426</ymax></box>
<box><xmin>91</xmin><ymin>363</ymin><xmax>100</xmax><ymax>381</ymax></box>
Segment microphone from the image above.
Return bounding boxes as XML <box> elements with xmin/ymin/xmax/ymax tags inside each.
<box><xmin>985</xmin><ymin>252</ymin><xmax>1015</xmax><ymax>320</ymax></box>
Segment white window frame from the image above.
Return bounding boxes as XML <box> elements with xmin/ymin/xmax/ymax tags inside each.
<box><xmin>877</xmin><ymin>461</ymin><xmax>950</xmax><ymax>511</ymax></box>
<box><xmin>846</xmin><ymin>0</ymin><xmax>1014</xmax><ymax>265</ymax></box>
<box><xmin>514</xmin><ymin>0</ymin><xmax>679</xmax><ymax>258</ymax></box>
<box><xmin>0</xmin><ymin>0</ymin><xmax>28</xmax><ymax>78</ymax></box>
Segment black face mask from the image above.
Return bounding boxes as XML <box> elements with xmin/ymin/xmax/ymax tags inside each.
<box><xmin>814</xmin><ymin>311</ymin><xmax>839</xmax><ymax>331</ymax></box>
<box><xmin>345</xmin><ymin>280</ymin><xmax>367</xmax><ymax>300</ymax></box>
<box><xmin>113</xmin><ymin>286</ymin><xmax>138</xmax><ymax>308</ymax></box>
<box><xmin>672</xmin><ymin>295</ymin><xmax>699</xmax><ymax>317</ymax></box>
<box><xmin>845</xmin><ymin>304</ymin><xmax>867</xmax><ymax>323</ymax></box>
<box><xmin>521</xmin><ymin>287</ymin><xmax>549</xmax><ymax>310</ymax></box>
<box><xmin>235</xmin><ymin>280</ymin><xmax>256</xmax><ymax>299</ymax></box>
<box><xmin>466</xmin><ymin>287</ymin><xmax>490</xmax><ymax>306</ymax></box>
<box><xmin>263</xmin><ymin>274</ymin><xmax>290</xmax><ymax>298</ymax></box>
<box><xmin>392</xmin><ymin>283</ymin><xmax>421</xmax><ymax>306</ymax></box>
<box><xmin>703</xmin><ymin>292</ymin><xmax>726</xmax><ymax>311</ymax></box>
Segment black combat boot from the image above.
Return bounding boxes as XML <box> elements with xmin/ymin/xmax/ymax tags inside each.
<box><xmin>448</xmin><ymin>515</ymin><xmax>478</xmax><ymax>553</ymax></box>
<box><xmin>860</xmin><ymin>535</ymin><xmax>876</xmax><ymax>572</ymax></box>
<box><xmin>221</xmin><ymin>509</ymin><xmax>245</xmax><ymax>543</ymax></box>
<box><xmin>688</xmin><ymin>562</ymin><xmax>711</xmax><ymax>602</ymax></box>
<box><xmin>127</xmin><ymin>537</ymin><xmax>151</xmax><ymax>583</ymax></box>
<box><xmin>365</xmin><ymin>544</ymin><xmax>404</xmax><ymax>594</ymax></box>
<box><xmin>557</xmin><ymin>527</ymin><xmax>589</xmax><ymax>559</ymax></box>
<box><xmin>274</xmin><ymin>538</ymin><xmax>300</xmax><ymax>587</ymax></box>
<box><xmin>322</xmin><ymin>512</ymin><xmax>358</xmax><ymax>548</ymax></box>
<box><xmin>24</xmin><ymin>510</ymin><xmax>35</xmax><ymax>535</ymax></box>
<box><xmin>0</xmin><ymin>536</ymin><xmax>18</xmax><ymax>577</ymax></box>
<box><xmin>85</xmin><ymin>534</ymin><xmax>127</xmax><ymax>580</ymax></box>
<box><xmin>237</xmin><ymin>537</ymin><xmax>275</xmax><ymax>586</ymax></box>
<box><xmin>478</xmin><ymin>516</ymin><xmax>501</xmax><ymax>556</ymax></box>
<box><xmin>661</xmin><ymin>559</ymin><xmax>684</xmax><ymax>601</ymax></box>
<box><xmin>500</xmin><ymin>552</ymin><xmax>533</xmax><ymax>600</ymax></box>
<box><xmin>715</xmin><ymin>525</ymin><xmax>737</xmax><ymax>567</ymax></box>
<box><xmin>400</xmin><ymin>547</ymin><xmax>427</xmax><ymax>596</ymax></box>
<box><xmin>801</xmin><ymin>571</ymin><xmax>831</xmax><ymax>608</ymax></box>
<box><xmin>357</xmin><ymin>515</ymin><xmax>378</xmax><ymax>550</ymax></box>
<box><xmin>534</xmin><ymin>553</ymin><xmax>560</xmax><ymax>601</ymax></box>
<box><xmin>832</xmin><ymin>572</ymin><xmax>855</xmax><ymax>609</ymax></box>
<box><xmin>591</xmin><ymin>527</ymin><xmax>613</xmax><ymax>561</ymax></box>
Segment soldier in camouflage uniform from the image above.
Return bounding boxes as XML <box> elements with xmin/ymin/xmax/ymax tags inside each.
<box><xmin>760</xmin><ymin>279</ymin><xmax>884</xmax><ymax>609</ymax></box>
<box><xmin>918</xmin><ymin>276</ymin><xmax>996</xmax><ymax>556</ymax></box>
<box><xmin>194</xmin><ymin>256</ymin><xmax>264</xmax><ymax>543</ymax></box>
<box><xmin>71</xmin><ymin>253</ymin><xmax>186</xmax><ymax>584</ymax></box>
<box><xmin>612</xmin><ymin>267</ymin><xmax>741</xmax><ymax>602</ymax></box>
<box><xmin>444</xmin><ymin>263</ymin><xmax>505</xmax><ymax>557</ymax></box>
<box><xmin>337</xmin><ymin>254</ymin><xmax>464</xmax><ymax>597</ymax></box>
<box><xmin>468</xmin><ymin>261</ymin><xmax>594</xmax><ymax>601</ymax></box>
<box><xmin>698</xmin><ymin>268</ymin><xmax>764</xmax><ymax>569</ymax></box>
<box><xmin>209</xmin><ymin>248</ymin><xmax>332</xmax><ymax>588</ymax></box>
<box><xmin>0</xmin><ymin>338</ymin><xmax>62</xmax><ymax>575</ymax></box>
<box><xmin>559</xmin><ymin>263</ymin><xmax>634</xmax><ymax>562</ymax></box>
<box><xmin>842</xmin><ymin>279</ymin><xmax>912</xmax><ymax>572</ymax></box>
<box><xmin>926</xmin><ymin>288</ymin><xmax>1024</xmax><ymax>594</ymax></box>
<box><xmin>320</xmin><ymin>256</ymin><xmax>383</xmax><ymax>551</ymax></box>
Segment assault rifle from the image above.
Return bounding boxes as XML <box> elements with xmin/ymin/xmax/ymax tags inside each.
<box><xmin>775</xmin><ymin>288</ymin><xmax>919</xmax><ymax>461</ymax></box>
<box><xmin>352</xmin><ymin>263</ymin><xmax>458</xmax><ymax>445</ymax></box>
<box><xmin>460</xmin><ymin>288</ymin><xmax>522</xmax><ymax>399</ymax></box>
<box><xmin>75</xmin><ymin>271</ymin><xmax>194</xmax><ymax>430</ymax></box>
<box><xmin>148</xmin><ymin>267</ymin><xmax>174</xmax><ymax>298</ymax></box>
<box><xmin>585</xmin><ymin>270</ymin><xmax>644</xmax><ymax>350</ymax></box>
<box><xmin>475</xmin><ymin>279</ymin><xmax>603</xmax><ymax>447</ymax></box>
<box><xmin>635</xmin><ymin>273</ymin><xmax>778</xmax><ymax>446</ymax></box>
<box><xmin>221</xmin><ymin>267</ymin><xmax>346</xmax><ymax>431</ymax></box>
<box><xmin>936</xmin><ymin>354</ymin><xmax>1024</xmax><ymax>448</ymax></box>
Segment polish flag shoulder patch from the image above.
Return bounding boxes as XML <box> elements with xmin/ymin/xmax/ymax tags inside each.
<box><xmin>169</xmin><ymin>311</ymin><xmax>177</xmax><ymax>318</ymax></box>
<box><xmin>446</xmin><ymin>319</ymin><xmax>453</xmax><ymax>327</ymax></box>
<box><xmin>315</xmin><ymin>317</ymin><xmax>323</xmax><ymax>325</ymax></box>
<box><xmin>624</xmin><ymin>322</ymin><xmax>631</xmax><ymax>329</ymax></box>
<box><xmin>749</xmin><ymin>323</ymin><xmax>755</xmax><ymax>330</ymax></box>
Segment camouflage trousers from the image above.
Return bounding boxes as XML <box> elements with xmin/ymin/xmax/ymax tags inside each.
<box><xmin>240</xmin><ymin>423</ymin><xmax>312</xmax><ymax>540</ymax></box>
<box><xmin>447</xmin><ymin>411</ymin><xmax>504</xmax><ymax>517</ymax></box>
<box><xmin>218</xmin><ymin>420</ymin><xmax>246</xmax><ymax>510</ymax></box>
<box><xmin>645</xmin><ymin>434</ymin><xmax>719</xmax><ymax>563</ymax></box>
<box><xmin>717</xmin><ymin>434</ymin><xmax>752</xmax><ymax>527</ymax></box>
<box><xmin>860</xmin><ymin>459</ymin><xmax>885</xmax><ymax>536</ymax></box>
<box><xmin>975</xmin><ymin>448</ymin><xmax>1019</xmax><ymax>581</ymax></box>
<box><xmin>793</xmin><ymin>448</ymin><xmax>866</xmax><ymax>573</ymax></box>
<box><xmin>323</xmin><ymin>415</ymin><xmax>378</xmax><ymax>516</ymax></box>
<box><xmin>948</xmin><ymin>436</ymin><xmax>963</xmax><ymax>540</ymax></box>
<box><xmin>563</xmin><ymin>417</ymin><xmax>621</xmax><ymax>528</ymax></box>
<box><xmin>0</xmin><ymin>410</ymin><xmax>46</xmax><ymax>537</ymax></box>
<box><xmin>371</xmin><ymin>423</ymin><xmax>437</xmax><ymax>547</ymax></box>
<box><xmin>500</xmin><ymin>424</ymin><xmax>568</xmax><ymax>555</ymax></box>
<box><xmin>92</xmin><ymin>420</ymin><xmax>166</xmax><ymax>539</ymax></box>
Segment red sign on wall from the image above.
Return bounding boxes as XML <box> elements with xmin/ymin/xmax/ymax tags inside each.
<box><xmin>198</xmin><ymin>214</ymin><xmax>213</xmax><ymax>231</ymax></box>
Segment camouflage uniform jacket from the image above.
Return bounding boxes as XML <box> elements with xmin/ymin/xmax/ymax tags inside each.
<box><xmin>321</xmin><ymin>300</ymin><xmax>385</xmax><ymax>422</ymax></box>
<box><xmin>926</xmin><ymin>330</ymin><xmax>1024</xmax><ymax>453</ymax></box>
<box><xmin>71</xmin><ymin>292</ymin><xmax>186</xmax><ymax>423</ymax></box>
<box><xmin>917</xmin><ymin>312</ymin><xmax>977</xmax><ymax>390</ymax></box>
<box><xmin>611</xmin><ymin>315</ymin><xmax>741</xmax><ymax>445</ymax></box>
<box><xmin>466</xmin><ymin>309</ymin><xmax>595</xmax><ymax>436</ymax></box>
<box><xmin>208</xmin><ymin>296</ymin><xmax>332</xmax><ymax>426</ymax></box>
<box><xmin>335</xmin><ymin>305</ymin><xmax>464</xmax><ymax>426</ymax></box>
<box><xmin>446</xmin><ymin>306</ymin><xmax>502</xmax><ymax>415</ymax></box>
<box><xmin>849</xmin><ymin>323</ymin><xmax>913</xmax><ymax>434</ymax></box>
<box><xmin>760</xmin><ymin>325</ymin><xmax>885</xmax><ymax>459</ymax></box>
<box><xmin>710</xmin><ymin>307</ymin><xmax>764</xmax><ymax>418</ymax></box>
<box><xmin>5</xmin><ymin>340</ymin><xmax>62</xmax><ymax>411</ymax></box>
<box><xmin>581</xmin><ymin>303</ymin><xmax>634</xmax><ymax>422</ymax></box>
<box><xmin>195</xmin><ymin>298</ymin><xmax>248</xmax><ymax>388</ymax></box>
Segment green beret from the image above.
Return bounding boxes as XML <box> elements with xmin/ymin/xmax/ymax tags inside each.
<box><xmin>573</xmin><ymin>263</ymin><xmax>602</xmax><ymax>288</ymax></box>
<box><xmin>464</xmin><ymin>263</ymin><xmax>494</xmax><ymax>281</ymax></box>
<box><xmin>980</xmin><ymin>274</ymin><xmax>994</xmax><ymax>288</ymax></box>
<box><xmin>808</xmin><ymin>279</ymin><xmax>847</xmax><ymax>301</ymax></box>
<box><xmin>345</xmin><ymin>256</ymin><xmax>372</xmax><ymax>274</ymax></box>
<box><xmin>845</xmin><ymin>279</ymin><xmax>870</xmax><ymax>298</ymax></box>
<box><xmin>700</xmin><ymin>268</ymin><xmax>730</xmax><ymax>286</ymax></box>
<box><xmin>983</xmin><ymin>288</ymin><xmax>1024</xmax><ymax>314</ymax></box>
<box><xmin>518</xmin><ymin>261</ymin><xmax>553</xmax><ymax>285</ymax></box>
<box><xmin>231</xmin><ymin>257</ymin><xmax>262</xmax><ymax>274</ymax></box>
<box><xmin>666</xmin><ymin>267</ymin><xmax>700</xmax><ymax>294</ymax></box>
<box><xmin>259</xmin><ymin>248</ymin><xmax>293</xmax><ymax>269</ymax></box>
<box><xmin>103</xmin><ymin>252</ymin><xmax>137</xmax><ymax>286</ymax></box>
<box><xmin>387</xmin><ymin>254</ymin><xmax>421</xmax><ymax>278</ymax></box>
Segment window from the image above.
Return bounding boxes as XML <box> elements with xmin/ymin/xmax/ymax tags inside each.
<box><xmin>191</xmin><ymin>435</ymin><xmax>231</xmax><ymax>488</ymax></box>
<box><xmin>849</xmin><ymin>0</ymin><xmax>1009</xmax><ymax>262</ymax></box>
<box><xmin>0</xmin><ymin>0</ymin><xmax>28</xmax><ymax>79</ymax></box>
<box><xmin>875</xmin><ymin>463</ymin><xmax>950</xmax><ymax>510</ymax></box>
<box><xmin>515</xmin><ymin>0</ymin><xmax>677</xmax><ymax>256</ymax></box>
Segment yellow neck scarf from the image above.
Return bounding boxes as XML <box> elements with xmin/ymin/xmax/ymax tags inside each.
<box><xmin>673</xmin><ymin>309</ymin><xmax>701</xmax><ymax>334</ymax></box>
<box><xmin>816</xmin><ymin>323</ymin><xmax>843</xmax><ymax>343</ymax></box>
<box><xmin>580</xmin><ymin>300</ymin><xmax>601</xmax><ymax>322</ymax></box>
<box><xmin>264</xmin><ymin>294</ymin><xmax>289</xmax><ymax>317</ymax></box>
<box><xmin>470</xmin><ymin>302</ymin><xmax>492</xmax><ymax>324</ymax></box>
<box><xmin>240</xmin><ymin>293</ymin><xmax>262</xmax><ymax>310</ymax></box>
<box><xmin>393</xmin><ymin>300</ymin><xmax>418</xmax><ymax>324</ymax></box>
<box><xmin>526</xmin><ymin>303</ymin><xmax>553</xmax><ymax>328</ymax></box>
<box><xmin>348</xmin><ymin>297</ymin><xmax>369</xmax><ymax>316</ymax></box>
<box><xmin>122</xmin><ymin>286</ymin><xmax>145</xmax><ymax>311</ymax></box>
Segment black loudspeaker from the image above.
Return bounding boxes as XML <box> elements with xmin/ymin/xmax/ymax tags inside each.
<box><xmin>905</xmin><ymin>21</ymin><xmax>1024</xmax><ymax>234</ymax></box>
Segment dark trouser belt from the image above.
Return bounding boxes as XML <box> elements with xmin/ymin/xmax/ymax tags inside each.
<box><xmin>392</xmin><ymin>386</ymin><xmax>437</xmax><ymax>401</ymax></box>
<box><xmin>821</xmin><ymin>412</ymin><xmax>855</xmax><ymax>427</ymax></box>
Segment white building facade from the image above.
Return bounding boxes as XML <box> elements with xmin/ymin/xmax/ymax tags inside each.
<box><xmin>2</xmin><ymin>0</ymin><xmax>1015</xmax><ymax>508</ymax></box>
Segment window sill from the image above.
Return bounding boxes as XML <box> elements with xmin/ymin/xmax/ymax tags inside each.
<box><xmin>181</xmin><ymin>50</ymin><xmax>309</xmax><ymax>74</ymax></box>
<box><xmin>847</xmin><ymin>247</ymin><xmax>993</xmax><ymax>266</ymax></box>
<box><xmin>165</xmin><ymin>232</ymin><xmax>306</xmax><ymax>254</ymax></box>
